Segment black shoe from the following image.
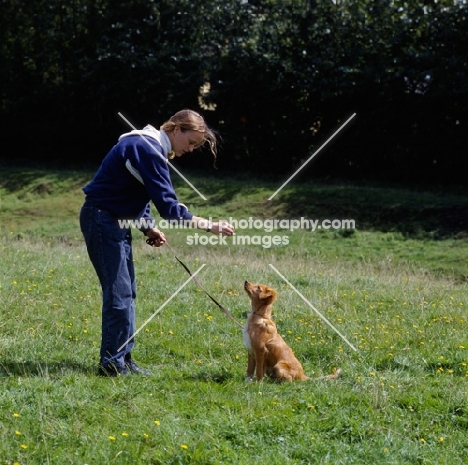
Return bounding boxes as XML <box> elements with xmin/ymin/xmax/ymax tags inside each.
<box><xmin>98</xmin><ymin>363</ymin><xmax>130</xmax><ymax>377</ymax></box>
<box><xmin>125</xmin><ymin>358</ymin><xmax>151</xmax><ymax>376</ymax></box>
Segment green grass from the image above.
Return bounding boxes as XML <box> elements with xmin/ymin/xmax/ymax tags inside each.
<box><xmin>1</xmin><ymin>165</ymin><xmax>468</xmax><ymax>464</ymax></box>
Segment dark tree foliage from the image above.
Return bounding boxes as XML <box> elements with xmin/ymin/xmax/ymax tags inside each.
<box><xmin>0</xmin><ymin>0</ymin><xmax>466</xmax><ymax>183</ymax></box>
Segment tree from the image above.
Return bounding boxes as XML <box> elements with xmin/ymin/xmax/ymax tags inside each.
<box><xmin>0</xmin><ymin>0</ymin><xmax>466</xmax><ymax>182</ymax></box>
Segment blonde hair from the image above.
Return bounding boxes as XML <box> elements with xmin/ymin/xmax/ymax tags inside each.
<box><xmin>160</xmin><ymin>109</ymin><xmax>218</xmax><ymax>160</ymax></box>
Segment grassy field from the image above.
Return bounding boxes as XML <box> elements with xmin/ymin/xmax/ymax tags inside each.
<box><xmin>1</xmin><ymin>165</ymin><xmax>468</xmax><ymax>464</ymax></box>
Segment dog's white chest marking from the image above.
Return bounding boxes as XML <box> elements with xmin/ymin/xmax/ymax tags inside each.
<box><xmin>242</xmin><ymin>312</ymin><xmax>253</xmax><ymax>351</ymax></box>
<box><xmin>242</xmin><ymin>327</ymin><xmax>252</xmax><ymax>352</ymax></box>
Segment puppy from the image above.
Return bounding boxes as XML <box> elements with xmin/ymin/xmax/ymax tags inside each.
<box><xmin>243</xmin><ymin>281</ymin><xmax>341</xmax><ymax>382</ymax></box>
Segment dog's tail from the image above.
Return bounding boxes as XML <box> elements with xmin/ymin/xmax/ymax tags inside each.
<box><xmin>316</xmin><ymin>368</ymin><xmax>342</xmax><ymax>380</ymax></box>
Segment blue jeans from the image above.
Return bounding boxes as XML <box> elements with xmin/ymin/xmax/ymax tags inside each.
<box><xmin>80</xmin><ymin>200</ymin><xmax>136</xmax><ymax>369</ymax></box>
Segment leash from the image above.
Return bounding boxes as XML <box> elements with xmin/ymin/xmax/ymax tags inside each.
<box><xmin>146</xmin><ymin>238</ymin><xmax>244</xmax><ymax>329</ymax></box>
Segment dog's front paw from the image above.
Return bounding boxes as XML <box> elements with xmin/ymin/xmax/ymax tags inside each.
<box><xmin>245</xmin><ymin>376</ymin><xmax>254</xmax><ymax>382</ymax></box>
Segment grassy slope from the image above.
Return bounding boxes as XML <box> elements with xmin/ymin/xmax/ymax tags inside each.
<box><xmin>1</xmin><ymin>165</ymin><xmax>467</xmax><ymax>279</ymax></box>
<box><xmin>1</xmin><ymin>166</ymin><xmax>468</xmax><ymax>464</ymax></box>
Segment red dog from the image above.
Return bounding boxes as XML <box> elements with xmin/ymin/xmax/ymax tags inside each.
<box><xmin>243</xmin><ymin>281</ymin><xmax>341</xmax><ymax>382</ymax></box>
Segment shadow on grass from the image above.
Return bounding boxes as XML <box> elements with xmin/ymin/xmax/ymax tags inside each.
<box><xmin>177</xmin><ymin>174</ymin><xmax>468</xmax><ymax>240</ymax></box>
<box><xmin>277</xmin><ymin>185</ymin><xmax>468</xmax><ymax>240</ymax></box>
<box><xmin>0</xmin><ymin>166</ymin><xmax>90</xmax><ymax>196</ymax></box>
<box><xmin>0</xmin><ymin>359</ymin><xmax>94</xmax><ymax>378</ymax></box>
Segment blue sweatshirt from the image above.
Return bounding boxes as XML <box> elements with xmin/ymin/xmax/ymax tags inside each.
<box><xmin>82</xmin><ymin>126</ymin><xmax>193</xmax><ymax>224</ymax></box>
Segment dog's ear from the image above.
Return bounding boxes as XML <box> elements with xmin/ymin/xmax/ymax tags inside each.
<box><xmin>260</xmin><ymin>286</ymin><xmax>277</xmax><ymax>304</ymax></box>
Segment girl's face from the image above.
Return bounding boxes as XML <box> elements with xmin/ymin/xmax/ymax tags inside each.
<box><xmin>171</xmin><ymin>127</ymin><xmax>205</xmax><ymax>157</ymax></box>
